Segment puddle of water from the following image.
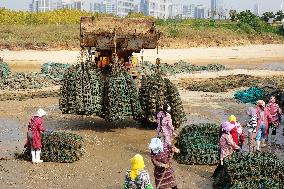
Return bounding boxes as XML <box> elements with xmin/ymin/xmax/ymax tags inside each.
<box><xmin>0</xmin><ymin>118</ymin><xmax>25</xmax><ymax>159</ymax></box>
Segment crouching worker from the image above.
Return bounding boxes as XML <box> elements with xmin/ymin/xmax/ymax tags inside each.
<box><xmin>124</xmin><ymin>154</ymin><xmax>154</xmax><ymax>189</ymax></box>
<box><xmin>24</xmin><ymin>108</ymin><xmax>47</xmax><ymax>164</ymax></box>
<box><xmin>149</xmin><ymin>138</ymin><xmax>180</xmax><ymax>189</ymax></box>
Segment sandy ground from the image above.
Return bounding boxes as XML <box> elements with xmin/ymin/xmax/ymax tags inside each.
<box><xmin>1</xmin><ymin>48</ymin><xmax>284</xmax><ymax>189</ymax></box>
<box><xmin>1</xmin><ymin>44</ymin><xmax>284</xmax><ymax>66</ymax></box>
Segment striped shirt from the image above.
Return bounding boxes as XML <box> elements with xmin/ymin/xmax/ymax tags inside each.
<box><xmin>247</xmin><ymin>116</ymin><xmax>257</xmax><ymax>133</ymax></box>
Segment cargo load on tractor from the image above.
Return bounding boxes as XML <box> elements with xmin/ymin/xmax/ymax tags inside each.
<box><xmin>59</xmin><ymin>16</ymin><xmax>186</xmax><ymax>127</ymax></box>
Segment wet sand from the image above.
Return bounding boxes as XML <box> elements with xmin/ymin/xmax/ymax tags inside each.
<box><xmin>0</xmin><ymin>86</ymin><xmax>283</xmax><ymax>189</ymax></box>
<box><xmin>1</xmin><ymin>47</ymin><xmax>284</xmax><ymax>188</ymax></box>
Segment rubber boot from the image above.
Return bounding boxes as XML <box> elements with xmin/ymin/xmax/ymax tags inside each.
<box><xmin>256</xmin><ymin>141</ymin><xmax>261</xmax><ymax>151</ymax></box>
<box><xmin>35</xmin><ymin>150</ymin><xmax>43</xmax><ymax>163</ymax></box>
<box><xmin>31</xmin><ymin>149</ymin><xmax>36</xmax><ymax>163</ymax></box>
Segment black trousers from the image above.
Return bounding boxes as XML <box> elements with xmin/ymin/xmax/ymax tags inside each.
<box><xmin>268</xmin><ymin>123</ymin><xmax>277</xmax><ymax>136</ymax></box>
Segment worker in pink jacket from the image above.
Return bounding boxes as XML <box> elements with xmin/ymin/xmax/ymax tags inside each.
<box><xmin>266</xmin><ymin>96</ymin><xmax>282</xmax><ymax>144</ymax></box>
<box><xmin>219</xmin><ymin>121</ymin><xmax>240</xmax><ymax>165</ymax></box>
<box><xmin>157</xmin><ymin>104</ymin><xmax>177</xmax><ymax>146</ymax></box>
<box><xmin>25</xmin><ymin>108</ymin><xmax>47</xmax><ymax>164</ymax></box>
<box><xmin>255</xmin><ymin>100</ymin><xmax>272</xmax><ymax>151</ymax></box>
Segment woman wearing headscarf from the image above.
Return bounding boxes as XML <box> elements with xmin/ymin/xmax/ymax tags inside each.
<box><xmin>157</xmin><ymin>104</ymin><xmax>176</xmax><ymax>146</ymax></box>
<box><xmin>213</xmin><ymin>121</ymin><xmax>240</xmax><ymax>178</ymax></box>
<box><xmin>246</xmin><ymin>107</ymin><xmax>257</xmax><ymax>152</ymax></box>
<box><xmin>266</xmin><ymin>96</ymin><xmax>282</xmax><ymax>144</ymax></box>
<box><xmin>228</xmin><ymin>115</ymin><xmax>239</xmax><ymax>146</ymax></box>
<box><xmin>149</xmin><ymin>138</ymin><xmax>179</xmax><ymax>189</ymax></box>
<box><xmin>219</xmin><ymin>121</ymin><xmax>240</xmax><ymax>165</ymax></box>
<box><xmin>256</xmin><ymin>100</ymin><xmax>272</xmax><ymax>151</ymax></box>
<box><xmin>25</xmin><ymin>108</ymin><xmax>47</xmax><ymax>164</ymax></box>
<box><xmin>124</xmin><ymin>154</ymin><xmax>153</xmax><ymax>189</ymax></box>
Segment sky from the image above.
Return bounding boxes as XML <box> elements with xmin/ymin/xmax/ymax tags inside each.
<box><xmin>0</xmin><ymin>0</ymin><xmax>283</xmax><ymax>13</ymax></box>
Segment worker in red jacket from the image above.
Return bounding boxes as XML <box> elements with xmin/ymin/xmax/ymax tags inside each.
<box><xmin>25</xmin><ymin>108</ymin><xmax>47</xmax><ymax>164</ymax></box>
<box><xmin>228</xmin><ymin>115</ymin><xmax>239</xmax><ymax>147</ymax></box>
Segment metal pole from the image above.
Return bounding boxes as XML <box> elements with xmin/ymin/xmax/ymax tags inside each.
<box><xmin>156</xmin><ymin>36</ymin><xmax>160</xmax><ymax>72</ymax></box>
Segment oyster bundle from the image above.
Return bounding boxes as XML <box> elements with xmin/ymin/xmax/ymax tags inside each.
<box><xmin>139</xmin><ymin>73</ymin><xmax>186</xmax><ymax>128</ymax></box>
<box><xmin>0</xmin><ymin>62</ymin><xmax>11</xmax><ymax>81</ymax></box>
<box><xmin>0</xmin><ymin>90</ymin><xmax>59</xmax><ymax>101</ymax></box>
<box><xmin>101</xmin><ymin>69</ymin><xmax>143</xmax><ymax>121</ymax></box>
<box><xmin>23</xmin><ymin>131</ymin><xmax>84</xmax><ymax>163</ymax></box>
<box><xmin>175</xmin><ymin>123</ymin><xmax>219</xmax><ymax>165</ymax></box>
<box><xmin>186</xmin><ymin>74</ymin><xmax>258</xmax><ymax>93</ymax></box>
<box><xmin>123</xmin><ymin>72</ymin><xmax>143</xmax><ymax>120</ymax></box>
<box><xmin>213</xmin><ymin>152</ymin><xmax>284</xmax><ymax>189</ymax></box>
<box><xmin>41</xmin><ymin>62</ymin><xmax>70</xmax><ymax>81</ymax></box>
<box><xmin>230</xmin><ymin>178</ymin><xmax>282</xmax><ymax>189</ymax></box>
<box><xmin>139</xmin><ymin>73</ymin><xmax>167</xmax><ymax>125</ymax></box>
<box><xmin>164</xmin><ymin>78</ymin><xmax>186</xmax><ymax>127</ymax></box>
<box><xmin>0</xmin><ymin>72</ymin><xmax>57</xmax><ymax>90</ymax></box>
<box><xmin>142</xmin><ymin>60</ymin><xmax>226</xmax><ymax>75</ymax></box>
<box><xmin>59</xmin><ymin>64</ymin><xmax>142</xmax><ymax>121</ymax></box>
<box><xmin>102</xmin><ymin>71</ymin><xmax>132</xmax><ymax>121</ymax></box>
<box><xmin>59</xmin><ymin>63</ymin><xmax>103</xmax><ymax>116</ymax></box>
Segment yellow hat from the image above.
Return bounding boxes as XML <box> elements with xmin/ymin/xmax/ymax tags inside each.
<box><xmin>228</xmin><ymin>115</ymin><xmax>237</xmax><ymax>123</ymax></box>
<box><xmin>130</xmin><ymin>154</ymin><xmax>145</xmax><ymax>180</ymax></box>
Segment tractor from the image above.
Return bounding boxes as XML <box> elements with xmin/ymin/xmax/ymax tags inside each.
<box><xmin>79</xmin><ymin>16</ymin><xmax>160</xmax><ymax>78</ymax></box>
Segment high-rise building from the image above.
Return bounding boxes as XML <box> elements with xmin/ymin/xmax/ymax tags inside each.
<box><xmin>141</xmin><ymin>0</ymin><xmax>172</xmax><ymax>18</ymax></box>
<box><xmin>62</xmin><ymin>0</ymin><xmax>72</xmax><ymax>9</ymax></box>
<box><xmin>90</xmin><ymin>2</ymin><xmax>93</xmax><ymax>11</ymax></box>
<box><xmin>253</xmin><ymin>3</ymin><xmax>260</xmax><ymax>16</ymax></box>
<box><xmin>116</xmin><ymin>0</ymin><xmax>136</xmax><ymax>17</ymax></box>
<box><xmin>29</xmin><ymin>0</ymin><xmax>53</xmax><ymax>12</ymax></box>
<box><xmin>195</xmin><ymin>4</ymin><xmax>207</xmax><ymax>19</ymax></box>
<box><xmin>91</xmin><ymin>2</ymin><xmax>105</xmax><ymax>13</ymax></box>
<box><xmin>40</xmin><ymin>0</ymin><xmax>53</xmax><ymax>12</ymax></box>
<box><xmin>170</xmin><ymin>4</ymin><xmax>182</xmax><ymax>18</ymax></box>
<box><xmin>55</xmin><ymin>0</ymin><xmax>63</xmax><ymax>9</ymax></box>
<box><xmin>73</xmin><ymin>0</ymin><xmax>83</xmax><ymax>10</ymax></box>
<box><xmin>29</xmin><ymin>0</ymin><xmax>39</xmax><ymax>12</ymax></box>
<box><xmin>29</xmin><ymin>0</ymin><xmax>86</xmax><ymax>11</ymax></box>
<box><xmin>182</xmin><ymin>4</ymin><xmax>195</xmax><ymax>18</ymax></box>
<box><xmin>211</xmin><ymin>0</ymin><xmax>223</xmax><ymax>18</ymax></box>
<box><xmin>133</xmin><ymin>3</ymin><xmax>139</xmax><ymax>13</ymax></box>
<box><xmin>140</xmin><ymin>0</ymin><xmax>148</xmax><ymax>15</ymax></box>
<box><xmin>103</xmin><ymin>0</ymin><xmax>116</xmax><ymax>15</ymax></box>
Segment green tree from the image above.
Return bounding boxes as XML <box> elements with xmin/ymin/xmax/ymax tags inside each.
<box><xmin>237</xmin><ymin>10</ymin><xmax>264</xmax><ymax>32</ymax></box>
<box><xmin>275</xmin><ymin>10</ymin><xmax>284</xmax><ymax>21</ymax></box>
<box><xmin>229</xmin><ymin>9</ymin><xmax>237</xmax><ymax>21</ymax></box>
<box><xmin>261</xmin><ymin>11</ymin><xmax>275</xmax><ymax>22</ymax></box>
